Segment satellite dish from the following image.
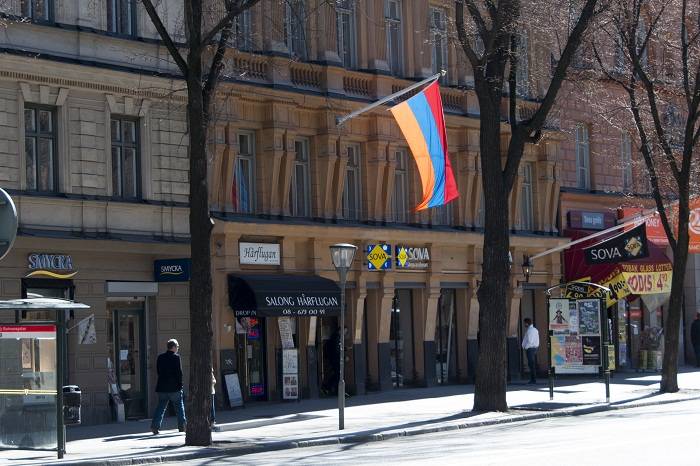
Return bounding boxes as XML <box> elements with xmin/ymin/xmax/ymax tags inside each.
<box><xmin>0</xmin><ymin>188</ymin><xmax>17</xmax><ymax>261</ymax></box>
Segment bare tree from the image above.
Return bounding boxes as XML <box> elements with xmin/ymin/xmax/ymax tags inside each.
<box><xmin>592</xmin><ymin>0</ymin><xmax>700</xmax><ymax>392</ymax></box>
<box><xmin>453</xmin><ymin>0</ymin><xmax>601</xmax><ymax>412</ymax></box>
<box><xmin>140</xmin><ymin>0</ymin><xmax>261</xmax><ymax>446</ymax></box>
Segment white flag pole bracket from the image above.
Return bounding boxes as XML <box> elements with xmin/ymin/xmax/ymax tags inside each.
<box><xmin>335</xmin><ymin>70</ymin><xmax>446</xmax><ymax>127</ymax></box>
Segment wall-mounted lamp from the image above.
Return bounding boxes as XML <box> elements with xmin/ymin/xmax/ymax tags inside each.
<box><xmin>522</xmin><ymin>255</ymin><xmax>533</xmax><ymax>282</ymax></box>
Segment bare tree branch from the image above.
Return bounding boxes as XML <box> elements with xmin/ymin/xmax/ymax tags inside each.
<box><xmin>203</xmin><ymin>20</ymin><xmax>235</xmax><ymax>118</ymax></box>
<box><xmin>140</xmin><ymin>0</ymin><xmax>189</xmax><ymax>75</ymax></box>
<box><xmin>202</xmin><ymin>0</ymin><xmax>262</xmax><ymax>46</ymax></box>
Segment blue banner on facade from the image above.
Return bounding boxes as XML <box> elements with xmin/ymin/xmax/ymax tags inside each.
<box><xmin>154</xmin><ymin>258</ymin><xmax>191</xmax><ymax>282</ymax></box>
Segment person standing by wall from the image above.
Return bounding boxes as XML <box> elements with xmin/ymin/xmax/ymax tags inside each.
<box><xmin>522</xmin><ymin>318</ymin><xmax>540</xmax><ymax>384</ymax></box>
<box><xmin>691</xmin><ymin>313</ymin><xmax>700</xmax><ymax>368</ymax></box>
<box><xmin>151</xmin><ymin>339</ymin><xmax>186</xmax><ymax>434</ymax></box>
<box><xmin>211</xmin><ymin>368</ymin><xmax>219</xmax><ymax>431</ymax></box>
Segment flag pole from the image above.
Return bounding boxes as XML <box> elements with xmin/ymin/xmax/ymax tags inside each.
<box><xmin>335</xmin><ymin>70</ymin><xmax>445</xmax><ymax>127</ymax></box>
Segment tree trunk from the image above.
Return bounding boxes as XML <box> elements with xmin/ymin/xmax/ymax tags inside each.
<box><xmin>473</xmin><ymin>99</ymin><xmax>510</xmax><ymax>412</ymax></box>
<box><xmin>185</xmin><ymin>66</ymin><xmax>214</xmax><ymax>446</ymax></box>
<box><xmin>660</xmin><ymin>207</ymin><xmax>690</xmax><ymax>393</ymax></box>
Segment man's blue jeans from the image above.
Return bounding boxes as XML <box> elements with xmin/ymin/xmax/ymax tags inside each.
<box><xmin>151</xmin><ymin>390</ymin><xmax>186</xmax><ymax>430</ymax></box>
<box><xmin>526</xmin><ymin>348</ymin><xmax>538</xmax><ymax>382</ymax></box>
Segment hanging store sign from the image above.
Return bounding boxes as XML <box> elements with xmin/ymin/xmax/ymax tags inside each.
<box><xmin>367</xmin><ymin>244</ymin><xmax>392</xmax><ymax>270</ymax></box>
<box><xmin>583</xmin><ymin>224</ymin><xmax>649</xmax><ymax>265</ymax></box>
<box><xmin>154</xmin><ymin>258</ymin><xmax>191</xmax><ymax>282</ymax></box>
<box><xmin>395</xmin><ymin>246</ymin><xmax>430</xmax><ymax>269</ymax></box>
<box><xmin>568</xmin><ymin>211</ymin><xmax>616</xmax><ymax>230</ymax></box>
<box><xmin>239</xmin><ymin>242</ymin><xmax>281</xmax><ymax>265</ymax></box>
<box><xmin>26</xmin><ymin>253</ymin><xmax>76</xmax><ymax>279</ymax></box>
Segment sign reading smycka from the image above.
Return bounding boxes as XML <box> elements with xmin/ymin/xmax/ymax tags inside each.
<box><xmin>263</xmin><ymin>293</ymin><xmax>339</xmax><ymax>316</ymax></box>
<box><xmin>154</xmin><ymin>258</ymin><xmax>191</xmax><ymax>282</ymax></box>
<box><xmin>27</xmin><ymin>253</ymin><xmax>77</xmax><ymax>279</ymax></box>
<box><xmin>583</xmin><ymin>224</ymin><xmax>649</xmax><ymax>265</ymax></box>
<box><xmin>239</xmin><ymin>242</ymin><xmax>281</xmax><ymax>265</ymax></box>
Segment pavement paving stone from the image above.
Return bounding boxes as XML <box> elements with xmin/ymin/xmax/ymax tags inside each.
<box><xmin>1</xmin><ymin>370</ymin><xmax>699</xmax><ymax>466</ymax></box>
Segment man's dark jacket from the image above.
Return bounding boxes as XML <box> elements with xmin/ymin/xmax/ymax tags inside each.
<box><xmin>691</xmin><ymin>319</ymin><xmax>700</xmax><ymax>348</ymax></box>
<box><xmin>155</xmin><ymin>350</ymin><xmax>183</xmax><ymax>393</ymax></box>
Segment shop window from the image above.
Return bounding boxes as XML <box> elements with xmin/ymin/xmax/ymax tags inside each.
<box><xmin>342</xmin><ymin>144</ymin><xmax>361</xmax><ymax>220</ymax></box>
<box><xmin>234</xmin><ymin>9</ymin><xmax>253</xmax><ymax>52</ymax></box>
<box><xmin>430</xmin><ymin>7</ymin><xmax>447</xmax><ymax>81</ymax></box>
<box><xmin>520</xmin><ymin>162</ymin><xmax>534</xmax><ymax>231</ymax></box>
<box><xmin>285</xmin><ymin>0</ymin><xmax>307</xmax><ymax>60</ymax></box>
<box><xmin>21</xmin><ymin>0</ymin><xmax>53</xmax><ymax>22</ymax></box>
<box><xmin>107</xmin><ymin>0</ymin><xmax>136</xmax><ymax>36</ymax></box>
<box><xmin>336</xmin><ymin>0</ymin><xmax>356</xmax><ymax>69</ymax></box>
<box><xmin>435</xmin><ymin>289</ymin><xmax>457</xmax><ymax>384</ymax></box>
<box><xmin>111</xmin><ymin>117</ymin><xmax>141</xmax><ymax>199</ymax></box>
<box><xmin>432</xmin><ymin>202</ymin><xmax>453</xmax><ymax>226</ymax></box>
<box><xmin>391</xmin><ymin>149</ymin><xmax>408</xmax><ymax>223</ymax></box>
<box><xmin>385</xmin><ymin>0</ymin><xmax>403</xmax><ymax>76</ymax></box>
<box><xmin>233</xmin><ymin>132</ymin><xmax>256</xmax><ymax>214</ymax></box>
<box><xmin>289</xmin><ymin>138</ymin><xmax>310</xmax><ymax>217</ymax></box>
<box><xmin>24</xmin><ymin>105</ymin><xmax>58</xmax><ymax>193</ymax></box>
<box><xmin>575</xmin><ymin>123</ymin><xmax>590</xmax><ymax>189</ymax></box>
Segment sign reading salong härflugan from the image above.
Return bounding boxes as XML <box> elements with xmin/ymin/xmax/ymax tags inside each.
<box><xmin>27</xmin><ymin>253</ymin><xmax>77</xmax><ymax>279</ymax></box>
<box><xmin>239</xmin><ymin>242</ymin><xmax>281</xmax><ymax>265</ymax></box>
<box><xmin>395</xmin><ymin>246</ymin><xmax>430</xmax><ymax>269</ymax></box>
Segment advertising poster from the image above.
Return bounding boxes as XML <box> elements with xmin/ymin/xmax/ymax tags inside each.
<box><xmin>549</xmin><ymin>299</ymin><xmax>571</xmax><ymax>334</ymax></box>
<box><xmin>283</xmin><ymin>374</ymin><xmax>299</xmax><ymax>400</ymax></box>
<box><xmin>578</xmin><ymin>299</ymin><xmax>601</xmax><ymax>335</ymax></box>
<box><xmin>568</xmin><ymin>301</ymin><xmax>579</xmax><ymax>332</ymax></box>
<box><xmin>224</xmin><ymin>372</ymin><xmax>244</xmax><ymax>408</ymax></box>
<box><xmin>551</xmin><ymin>336</ymin><xmax>566</xmax><ymax>366</ymax></box>
<box><xmin>565</xmin><ymin>335</ymin><xmax>583</xmax><ymax>364</ymax></box>
<box><xmin>282</xmin><ymin>348</ymin><xmax>298</xmax><ymax>374</ymax></box>
<box><xmin>278</xmin><ymin>317</ymin><xmax>295</xmax><ymax>349</ymax></box>
<box><xmin>582</xmin><ymin>336</ymin><xmax>601</xmax><ymax>365</ymax></box>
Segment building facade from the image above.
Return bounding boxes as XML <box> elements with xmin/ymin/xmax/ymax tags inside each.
<box><xmin>6</xmin><ymin>0</ymin><xmax>670</xmax><ymax>425</ymax></box>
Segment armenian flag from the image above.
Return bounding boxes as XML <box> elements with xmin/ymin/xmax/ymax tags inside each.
<box><xmin>389</xmin><ymin>81</ymin><xmax>458</xmax><ymax>210</ymax></box>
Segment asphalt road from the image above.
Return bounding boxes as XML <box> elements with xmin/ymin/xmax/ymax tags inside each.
<box><xmin>167</xmin><ymin>399</ymin><xmax>700</xmax><ymax>465</ymax></box>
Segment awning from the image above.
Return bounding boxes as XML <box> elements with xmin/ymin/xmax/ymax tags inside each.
<box><xmin>228</xmin><ymin>274</ymin><xmax>341</xmax><ymax>317</ymax></box>
<box><xmin>564</xmin><ymin>231</ymin><xmax>673</xmax><ymax>306</ymax></box>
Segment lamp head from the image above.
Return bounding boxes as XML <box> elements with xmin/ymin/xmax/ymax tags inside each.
<box><xmin>330</xmin><ymin>243</ymin><xmax>357</xmax><ymax>272</ymax></box>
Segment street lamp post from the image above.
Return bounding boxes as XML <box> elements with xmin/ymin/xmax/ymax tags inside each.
<box><xmin>329</xmin><ymin>243</ymin><xmax>357</xmax><ymax>431</ymax></box>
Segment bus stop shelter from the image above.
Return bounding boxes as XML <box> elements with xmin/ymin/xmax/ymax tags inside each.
<box><xmin>0</xmin><ymin>298</ymin><xmax>90</xmax><ymax>458</ymax></box>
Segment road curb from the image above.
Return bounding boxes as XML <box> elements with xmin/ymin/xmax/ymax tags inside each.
<box><xmin>51</xmin><ymin>393</ymin><xmax>700</xmax><ymax>466</ymax></box>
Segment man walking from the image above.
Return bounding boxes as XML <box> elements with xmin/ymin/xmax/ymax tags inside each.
<box><xmin>691</xmin><ymin>313</ymin><xmax>700</xmax><ymax>368</ymax></box>
<box><xmin>522</xmin><ymin>318</ymin><xmax>540</xmax><ymax>384</ymax></box>
<box><xmin>151</xmin><ymin>339</ymin><xmax>186</xmax><ymax>434</ymax></box>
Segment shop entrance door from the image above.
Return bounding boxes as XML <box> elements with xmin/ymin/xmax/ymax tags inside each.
<box><xmin>390</xmin><ymin>289</ymin><xmax>415</xmax><ymax>388</ymax></box>
<box><xmin>519</xmin><ymin>289</ymin><xmax>536</xmax><ymax>380</ymax></box>
<box><xmin>113</xmin><ymin>307</ymin><xmax>146</xmax><ymax>419</ymax></box>
<box><xmin>236</xmin><ymin>317</ymin><xmax>267</xmax><ymax>400</ymax></box>
<box><xmin>318</xmin><ymin>316</ymin><xmax>339</xmax><ymax>396</ymax></box>
<box><xmin>435</xmin><ymin>289</ymin><xmax>457</xmax><ymax>384</ymax></box>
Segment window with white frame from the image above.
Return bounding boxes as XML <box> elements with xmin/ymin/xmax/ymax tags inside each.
<box><xmin>234</xmin><ymin>9</ymin><xmax>253</xmax><ymax>52</ymax></box>
<box><xmin>515</xmin><ymin>33</ymin><xmax>529</xmax><ymax>96</ymax></box>
<box><xmin>289</xmin><ymin>139</ymin><xmax>310</xmax><ymax>217</ymax></box>
<box><xmin>107</xmin><ymin>0</ymin><xmax>136</xmax><ymax>36</ymax></box>
<box><xmin>575</xmin><ymin>124</ymin><xmax>590</xmax><ymax>189</ymax></box>
<box><xmin>336</xmin><ymin>0</ymin><xmax>356</xmax><ymax>69</ymax></box>
<box><xmin>234</xmin><ymin>132</ymin><xmax>255</xmax><ymax>214</ymax></box>
<box><xmin>430</xmin><ymin>8</ymin><xmax>448</xmax><ymax>80</ymax></box>
<box><xmin>385</xmin><ymin>0</ymin><xmax>403</xmax><ymax>76</ymax></box>
<box><xmin>111</xmin><ymin>117</ymin><xmax>140</xmax><ymax>199</ymax></box>
<box><xmin>342</xmin><ymin>144</ymin><xmax>361</xmax><ymax>220</ymax></box>
<box><xmin>520</xmin><ymin>162</ymin><xmax>534</xmax><ymax>231</ymax></box>
<box><xmin>285</xmin><ymin>0</ymin><xmax>307</xmax><ymax>60</ymax></box>
<box><xmin>391</xmin><ymin>149</ymin><xmax>408</xmax><ymax>222</ymax></box>
<box><xmin>621</xmin><ymin>133</ymin><xmax>632</xmax><ymax>192</ymax></box>
<box><xmin>21</xmin><ymin>0</ymin><xmax>52</xmax><ymax>22</ymax></box>
<box><xmin>24</xmin><ymin>105</ymin><xmax>58</xmax><ymax>192</ymax></box>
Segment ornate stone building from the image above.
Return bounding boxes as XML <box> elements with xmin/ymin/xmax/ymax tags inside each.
<box><xmin>0</xmin><ymin>0</ymin><xmax>574</xmax><ymax>424</ymax></box>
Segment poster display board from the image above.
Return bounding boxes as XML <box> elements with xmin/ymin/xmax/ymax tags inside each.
<box><xmin>282</xmin><ymin>348</ymin><xmax>299</xmax><ymax>400</ymax></box>
<box><xmin>549</xmin><ymin>298</ymin><xmax>602</xmax><ymax>373</ymax></box>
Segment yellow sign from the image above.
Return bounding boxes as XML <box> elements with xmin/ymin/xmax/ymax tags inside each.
<box><xmin>607</xmin><ymin>344</ymin><xmax>616</xmax><ymax>370</ymax></box>
<box><xmin>367</xmin><ymin>244</ymin><xmax>390</xmax><ymax>270</ymax></box>
<box><xmin>396</xmin><ymin>247</ymin><xmax>408</xmax><ymax>267</ymax></box>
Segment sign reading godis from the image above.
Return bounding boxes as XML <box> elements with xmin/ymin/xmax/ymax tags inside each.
<box><xmin>27</xmin><ymin>253</ymin><xmax>76</xmax><ymax>279</ymax></box>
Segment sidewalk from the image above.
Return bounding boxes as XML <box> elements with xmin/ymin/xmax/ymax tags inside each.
<box><xmin>3</xmin><ymin>370</ymin><xmax>700</xmax><ymax>466</ymax></box>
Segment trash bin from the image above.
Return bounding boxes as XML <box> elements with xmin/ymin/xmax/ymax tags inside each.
<box><xmin>63</xmin><ymin>385</ymin><xmax>81</xmax><ymax>425</ymax></box>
